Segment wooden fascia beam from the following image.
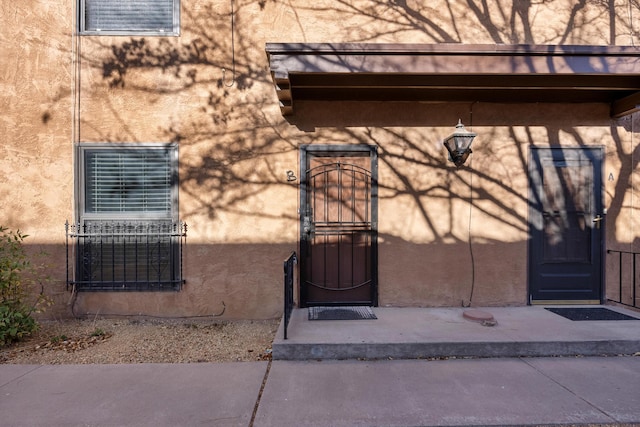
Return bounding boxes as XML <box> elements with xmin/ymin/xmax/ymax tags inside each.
<box><xmin>611</xmin><ymin>91</ymin><xmax>640</xmax><ymax>118</ymax></box>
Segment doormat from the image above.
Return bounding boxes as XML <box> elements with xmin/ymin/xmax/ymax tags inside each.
<box><xmin>545</xmin><ymin>307</ymin><xmax>640</xmax><ymax>321</ymax></box>
<box><xmin>308</xmin><ymin>306</ymin><xmax>377</xmax><ymax>321</ymax></box>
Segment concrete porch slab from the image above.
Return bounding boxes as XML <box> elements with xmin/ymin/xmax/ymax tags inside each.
<box><xmin>273</xmin><ymin>305</ymin><xmax>640</xmax><ymax>360</ymax></box>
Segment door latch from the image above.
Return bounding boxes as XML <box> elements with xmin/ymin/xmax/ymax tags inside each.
<box><xmin>592</xmin><ymin>215</ymin><xmax>603</xmax><ymax>229</ymax></box>
<box><xmin>303</xmin><ymin>216</ymin><xmax>312</xmax><ymax>233</ymax></box>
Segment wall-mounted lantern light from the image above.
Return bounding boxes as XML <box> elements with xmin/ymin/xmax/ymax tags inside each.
<box><xmin>443</xmin><ymin>119</ymin><xmax>476</xmax><ymax>168</ymax></box>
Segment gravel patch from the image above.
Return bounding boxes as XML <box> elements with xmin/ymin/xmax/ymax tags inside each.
<box><xmin>0</xmin><ymin>318</ymin><xmax>279</xmax><ymax>364</ymax></box>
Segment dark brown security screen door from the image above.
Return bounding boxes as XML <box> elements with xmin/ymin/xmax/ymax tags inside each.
<box><xmin>300</xmin><ymin>145</ymin><xmax>378</xmax><ymax>307</ymax></box>
<box><xmin>529</xmin><ymin>147</ymin><xmax>603</xmax><ymax>303</ymax></box>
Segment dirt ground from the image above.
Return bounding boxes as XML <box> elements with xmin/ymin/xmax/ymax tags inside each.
<box><xmin>0</xmin><ymin>317</ymin><xmax>280</xmax><ymax>364</ymax></box>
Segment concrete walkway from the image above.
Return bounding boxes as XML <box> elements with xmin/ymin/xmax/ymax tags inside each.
<box><xmin>1</xmin><ymin>362</ymin><xmax>267</xmax><ymax>427</ymax></box>
<box><xmin>256</xmin><ymin>356</ymin><xmax>640</xmax><ymax>427</ymax></box>
<box><xmin>2</xmin><ymin>357</ymin><xmax>640</xmax><ymax>426</ymax></box>
<box><xmin>2</xmin><ymin>306</ymin><xmax>640</xmax><ymax>426</ymax></box>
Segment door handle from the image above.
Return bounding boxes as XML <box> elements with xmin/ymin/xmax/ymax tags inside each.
<box><xmin>592</xmin><ymin>215</ymin><xmax>603</xmax><ymax>229</ymax></box>
<box><xmin>303</xmin><ymin>216</ymin><xmax>313</xmax><ymax>234</ymax></box>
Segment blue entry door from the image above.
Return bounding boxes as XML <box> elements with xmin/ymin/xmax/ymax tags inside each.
<box><xmin>529</xmin><ymin>147</ymin><xmax>604</xmax><ymax>303</ymax></box>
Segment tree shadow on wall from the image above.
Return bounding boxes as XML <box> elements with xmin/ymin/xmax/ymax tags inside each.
<box><xmin>294</xmin><ymin>0</ymin><xmax>627</xmax><ymax>45</ymax></box>
<box><xmin>70</xmin><ymin>0</ymin><xmax>636</xmax><ymax>243</ymax></box>
<box><xmin>77</xmin><ymin>4</ymin><xmax>301</xmax><ymax>222</ymax></box>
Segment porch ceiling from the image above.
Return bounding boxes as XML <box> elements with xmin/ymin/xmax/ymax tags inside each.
<box><xmin>265</xmin><ymin>43</ymin><xmax>640</xmax><ymax>118</ymax></box>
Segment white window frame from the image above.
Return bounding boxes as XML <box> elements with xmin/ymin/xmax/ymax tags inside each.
<box><xmin>75</xmin><ymin>142</ymin><xmax>179</xmax><ymax>223</ymax></box>
<box><xmin>73</xmin><ymin>142</ymin><xmax>183</xmax><ymax>291</ymax></box>
<box><xmin>78</xmin><ymin>0</ymin><xmax>180</xmax><ymax>36</ymax></box>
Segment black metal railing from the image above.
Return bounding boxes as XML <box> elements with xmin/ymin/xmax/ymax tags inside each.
<box><xmin>606</xmin><ymin>249</ymin><xmax>639</xmax><ymax>309</ymax></box>
<box><xmin>66</xmin><ymin>220</ymin><xmax>187</xmax><ymax>291</ymax></box>
<box><xmin>283</xmin><ymin>251</ymin><xmax>297</xmax><ymax>340</ymax></box>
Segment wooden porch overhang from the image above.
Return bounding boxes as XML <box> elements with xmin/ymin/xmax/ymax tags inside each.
<box><xmin>265</xmin><ymin>43</ymin><xmax>640</xmax><ymax>118</ymax></box>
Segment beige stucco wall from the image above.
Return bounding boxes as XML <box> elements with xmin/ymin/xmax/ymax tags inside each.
<box><xmin>1</xmin><ymin>0</ymin><xmax>74</xmax><ymax>315</ymax></box>
<box><xmin>2</xmin><ymin>0</ymin><xmax>640</xmax><ymax>319</ymax></box>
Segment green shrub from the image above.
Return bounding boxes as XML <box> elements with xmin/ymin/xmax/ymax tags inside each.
<box><xmin>90</xmin><ymin>328</ymin><xmax>105</xmax><ymax>337</ymax></box>
<box><xmin>0</xmin><ymin>304</ymin><xmax>37</xmax><ymax>344</ymax></box>
<box><xmin>0</xmin><ymin>226</ymin><xmax>51</xmax><ymax>346</ymax></box>
<box><xmin>50</xmin><ymin>334</ymin><xmax>68</xmax><ymax>344</ymax></box>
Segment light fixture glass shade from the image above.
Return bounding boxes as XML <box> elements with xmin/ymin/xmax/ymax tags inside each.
<box><xmin>443</xmin><ymin>119</ymin><xmax>476</xmax><ymax>167</ymax></box>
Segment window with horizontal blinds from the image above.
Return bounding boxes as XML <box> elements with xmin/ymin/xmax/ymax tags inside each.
<box><xmin>73</xmin><ymin>144</ymin><xmax>183</xmax><ymax>291</ymax></box>
<box><xmin>84</xmin><ymin>148</ymin><xmax>173</xmax><ymax>214</ymax></box>
<box><xmin>80</xmin><ymin>0</ymin><xmax>179</xmax><ymax>34</ymax></box>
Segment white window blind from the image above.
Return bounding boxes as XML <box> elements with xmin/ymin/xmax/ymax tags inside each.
<box><xmin>81</xmin><ymin>0</ymin><xmax>178</xmax><ymax>34</ymax></box>
<box><xmin>84</xmin><ymin>149</ymin><xmax>173</xmax><ymax>214</ymax></box>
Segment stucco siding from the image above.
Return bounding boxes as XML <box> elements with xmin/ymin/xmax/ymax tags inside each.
<box><xmin>2</xmin><ymin>0</ymin><xmax>640</xmax><ymax>318</ymax></box>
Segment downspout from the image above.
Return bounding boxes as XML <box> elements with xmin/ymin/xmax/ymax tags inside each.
<box><xmin>69</xmin><ymin>0</ymin><xmax>81</xmax><ymax>310</ymax></box>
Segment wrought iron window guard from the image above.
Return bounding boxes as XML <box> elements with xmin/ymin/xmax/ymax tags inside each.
<box><xmin>65</xmin><ymin>220</ymin><xmax>187</xmax><ymax>291</ymax></box>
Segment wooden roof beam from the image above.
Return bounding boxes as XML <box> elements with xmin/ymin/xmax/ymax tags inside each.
<box><xmin>611</xmin><ymin>91</ymin><xmax>640</xmax><ymax>118</ymax></box>
<box><xmin>265</xmin><ymin>43</ymin><xmax>640</xmax><ymax>117</ymax></box>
